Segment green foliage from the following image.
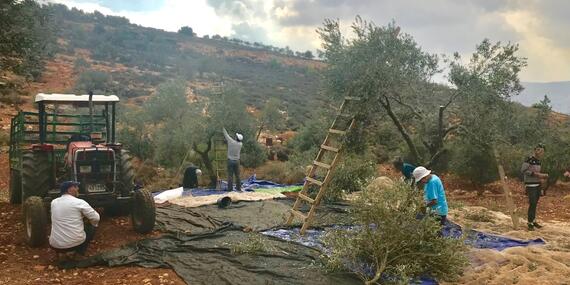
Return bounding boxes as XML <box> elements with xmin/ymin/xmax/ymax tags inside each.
<box><xmin>241</xmin><ymin>140</ymin><xmax>267</xmax><ymax>168</ymax></box>
<box><xmin>287</xmin><ymin>114</ymin><xmax>330</xmax><ymax>153</ymax></box>
<box><xmin>0</xmin><ymin>0</ymin><xmax>56</xmax><ymax>79</ymax></box>
<box><xmin>178</xmin><ymin>26</ymin><xmax>195</xmax><ymax>37</ymax></box>
<box><xmin>327</xmin><ymin>155</ymin><xmax>376</xmax><ymax>201</ymax></box>
<box><xmin>448</xmin><ymin>141</ymin><xmax>498</xmax><ymax>185</ymax></box>
<box><xmin>323</xmin><ymin>182</ymin><xmax>469</xmax><ymax>284</ymax></box>
<box><xmin>117</xmin><ymin>106</ymin><xmax>153</xmax><ymax>160</ymax></box>
<box><xmin>144</xmin><ymin>79</ymin><xmax>188</xmax><ymax>122</ymax></box>
<box><xmin>259</xmin><ymin>98</ymin><xmax>285</xmax><ymax>133</ymax></box>
<box><xmin>74</xmin><ymin>70</ymin><xmax>112</xmax><ymax>94</ymax></box>
<box><xmin>73</xmin><ymin>57</ymin><xmax>91</xmax><ymax>71</ymax></box>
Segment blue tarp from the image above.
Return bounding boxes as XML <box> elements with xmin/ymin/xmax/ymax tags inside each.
<box><xmin>261</xmin><ymin>222</ymin><xmax>545</xmax><ymax>285</ymax></box>
<box><xmin>154</xmin><ymin>174</ymin><xmax>302</xmax><ymax>197</ymax></box>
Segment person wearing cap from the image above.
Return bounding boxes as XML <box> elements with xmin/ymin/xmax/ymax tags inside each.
<box><xmin>182</xmin><ymin>165</ymin><xmax>202</xmax><ymax>189</ymax></box>
<box><xmin>49</xmin><ymin>181</ymin><xmax>100</xmax><ymax>256</ymax></box>
<box><xmin>223</xmin><ymin>127</ymin><xmax>243</xmax><ymax>191</ymax></box>
<box><xmin>412</xmin><ymin>166</ymin><xmax>449</xmax><ymax>227</ymax></box>
<box><xmin>520</xmin><ymin>143</ymin><xmax>548</xmax><ymax>231</ymax></box>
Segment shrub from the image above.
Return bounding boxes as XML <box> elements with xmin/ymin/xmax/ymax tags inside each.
<box><xmin>448</xmin><ymin>141</ymin><xmax>498</xmax><ymax>185</ymax></box>
<box><xmin>273</xmin><ymin>145</ymin><xmax>290</xmax><ymax>161</ymax></box>
<box><xmin>323</xmin><ymin>181</ymin><xmax>469</xmax><ymax>284</ymax></box>
<box><xmin>241</xmin><ymin>141</ymin><xmax>267</xmax><ymax>168</ymax></box>
<box><xmin>0</xmin><ymin>131</ymin><xmax>9</xmax><ymax>146</ymax></box>
<box><xmin>326</xmin><ymin>155</ymin><xmax>376</xmax><ymax>201</ymax></box>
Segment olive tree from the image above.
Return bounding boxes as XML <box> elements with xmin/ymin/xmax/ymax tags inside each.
<box><xmin>318</xmin><ymin>17</ymin><xmax>526</xmax><ymax>168</ymax></box>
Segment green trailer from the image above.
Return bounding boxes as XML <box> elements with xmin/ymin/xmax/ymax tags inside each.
<box><xmin>9</xmin><ymin>93</ymin><xmax>155</xmax><ymax>247</ymax></box>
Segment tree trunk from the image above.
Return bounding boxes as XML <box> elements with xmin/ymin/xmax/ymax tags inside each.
<box><xmin>380</xmin><ymin>97</ymin><xmax>422</xmax><ymax>163</ymax></box>
<box><xmin>256</xmin><ymin>121</ymin><xmax>265</xmax><ymax>141</ymax></box>
<box><xmin>193</xmin><ymin>140</ymin><xmax>216</xmax><ymax>187</ymax></box>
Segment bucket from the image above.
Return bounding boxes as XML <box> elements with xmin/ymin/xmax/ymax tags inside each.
<box><xmin>217</xmin><ymin>196</ymin><xmax>232</xmax><ymax>208</ymax></box>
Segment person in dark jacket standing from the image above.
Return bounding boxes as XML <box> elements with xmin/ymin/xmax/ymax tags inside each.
<box><xmin>520</xmin><ymin>143</ymin><xmax>548</xmax><ymax>231</ymax></box>
<box><xmin>223</xmin><ymin>127</ymin><xmax>243</xmax><ymax>191</ymax></box>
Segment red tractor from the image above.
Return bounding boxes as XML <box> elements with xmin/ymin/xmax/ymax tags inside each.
<box><xmin>9</xmin><ymin>93</ymin><xmax>155</xmax><ymax>246</ymax></box>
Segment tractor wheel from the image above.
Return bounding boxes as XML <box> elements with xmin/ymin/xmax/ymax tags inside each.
<box><xmin>131</xmin><ymin>189</ymin><xmax>155</xmax><ymax>234</ymax></box>
<box><xmin>23</xmin><ymin>196</ymin><xmax>47</xmax><ymax>247</ymax></box>
<box><xmin>9</xmin><ymin>169</ymin><xmax>22</xmax><ymax>204</ymax></box>
<box><xmin>21</xmin><ymin>152</ymin><xmax>52</xmax><ymax>201</ymax></box>
<box><xmin>117</xmin><ymin>150</ymin><xmax>135</xmax><ymax>196</ymax></box>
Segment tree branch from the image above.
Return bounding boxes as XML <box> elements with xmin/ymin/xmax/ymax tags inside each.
<box><xmin>379</xmin><ymin>97</ymin><xmax>422</xmax><ymax>163</ymax></box>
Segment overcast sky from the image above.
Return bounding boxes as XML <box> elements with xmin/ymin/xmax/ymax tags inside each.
<box><xmin>47</xmin><ymin>0</ymin><xmax>570</xmax><ymax>83</ymax></box>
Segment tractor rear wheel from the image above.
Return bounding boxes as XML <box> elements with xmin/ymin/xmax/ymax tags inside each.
<box><xmin>21</xmin><ymin>152</ymin><xmax>52</xmax><ymax>201</ymax></box>
<box><xmin>23</xmin><ymin>196</ymin><xmax>47</xmax><ymax>247</ymax></box>
<box><xmin>105</xmin><ymin>150</ymin><xmax>136</xmax><ymax>217</ymax></box>
<box><xmin>9</xmin><ymin>169</ymin><xmax>22</xmax><ymax>204</ymax></box>
<box><xmin>131</xmin><ymin>189</ymin><xmax>155</xmax><ymax>233</ymax></box>
<box><xmin>117</xmin><ymin>150</ymin><xmax>135</xmax><ymax>197</ymax></box>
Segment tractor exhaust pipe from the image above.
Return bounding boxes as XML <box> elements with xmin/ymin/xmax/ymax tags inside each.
<box><xmin>88</xmin><ymin>91</ymin><xmax>94</xmax><ymax>133</ymax></box>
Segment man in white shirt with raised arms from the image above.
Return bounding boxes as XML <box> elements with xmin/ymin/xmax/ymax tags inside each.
<box><xmin>49</xmin><ymin>181</ymin><xmax>100</xmax><ymax>256</ymax></box>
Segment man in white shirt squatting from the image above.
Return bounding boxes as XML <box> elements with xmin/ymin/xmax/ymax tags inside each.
<box><xmin>49</xmin><ymin>181</ymin><xmax>100</xmax><ymax>256</ymax></box>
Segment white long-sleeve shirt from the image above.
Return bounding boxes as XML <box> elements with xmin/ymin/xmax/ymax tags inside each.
<box><xmin>49</xmin><ymin>194</ymin><xmax>100</xmax><ymax>249</ymax></box>
<box><xmin>222</xmin><ymin>128</ymin><xmax>243</xmax><ymax>161</ymax></box>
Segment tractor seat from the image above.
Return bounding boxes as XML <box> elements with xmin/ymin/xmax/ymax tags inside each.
<box><xmin>66</xmin><ymin>134</ymin><xmax>91</xmax><ymax>151</ymax></box>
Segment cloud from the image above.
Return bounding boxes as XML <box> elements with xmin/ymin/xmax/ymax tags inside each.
<box><xmin>73</xmin><ymin>0</ymin><xmax>166</xmax><ymax>12</ymax></box>
<box><xmin>232</xmin><ymin>22</ymin><xmax>269</xmax><ymax>43</ymax></box>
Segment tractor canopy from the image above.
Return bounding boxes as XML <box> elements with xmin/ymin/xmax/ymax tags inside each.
<box><xmin>35</xmin><ymin>93</ymin><xmax>119</xmax><ymax>103</ymax></box>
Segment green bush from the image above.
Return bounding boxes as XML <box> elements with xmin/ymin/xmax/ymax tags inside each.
<box><xmin>323</xmin><ymin>181</ymin><xmax>469</xmax><ymax>284</ymax></box>
<box><xmin>448</xmin><ymin>141</ymin><xmax>498</xmax><ymax>185</ymax></box>
<box><xmin>241</xmin><ymin>141</ymin><xmax>267</xmax><ymax>168</ymax></box>
<box><xmin>326</xmin><ymin>155</ymin><xmax>376</xmax><ymax>201</ymax></box>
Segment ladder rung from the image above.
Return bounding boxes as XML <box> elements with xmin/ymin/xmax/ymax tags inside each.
<box><xmin>344</xmin><ymin>96</ymin><xmax>361</xmax><ymax>101</ymax></box>
<box><xmin>337</xmin><ymin>113</ymin><xmax>352</xmax><ymax>118</ymax></box>
<box><xmin>313</xmin><ymin>160</ymin><xmax>331</xmax><ymax>169</ymax></box>
<box><xmin>306</xmin><ymin>177</ymin><xmax>323</xmax><ymax>186</ymax></box>
<box><xmin>297</xmin><ymin>193</ymin><xmax>315</xmax><ymax>204</ymax></box>
<box><xmin>328</xmin><ymin>129</ymin><xmax>346</xmax><ymax>135</ymax></box>
<box><xmin>290</xmin><ymin>209</ymin><xmax>307</xmax><ymax>220</ymax></box>
<box><xmin>321</xmin><ymin>144</ymin><xmax>339</xmax><ymax>152</ymax></box>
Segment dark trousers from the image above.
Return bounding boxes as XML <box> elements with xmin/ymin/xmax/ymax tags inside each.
<box><xmin>71</xmin><ymin>223</ymin><xmax>96</xmax><ymax>255</ymax></box>
<box><xmin>526</xmin><ymin>185</ymin><xmax>541</xmax><ymax>224</ymax></box>
<box><xmin>227</xmin><ymin>159</ymin><xmax>241</xmax><ymax>191</ymax></box>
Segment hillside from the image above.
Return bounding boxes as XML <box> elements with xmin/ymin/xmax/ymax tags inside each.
<box><xmin>514</xmin><ymin>81</ymin><xmax>570</xmax><ymax>114</ymax></box>
<box><xmin>28</xmin><ymin>4</ymin><xmax>327</xmax><ymax>128</ymax></box>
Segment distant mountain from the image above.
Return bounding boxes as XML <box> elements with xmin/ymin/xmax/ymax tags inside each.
<box><xmin>514</xmin><ymin>81</ymin><xmax>570</xmax><ymax>114</ymax></box>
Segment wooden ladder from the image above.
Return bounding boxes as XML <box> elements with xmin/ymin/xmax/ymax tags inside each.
<box><xmin>286</xmin><ymin>96</ymin><xmax>360</xmax><ymax>235</ymax></box>
<box><xmin>213</xmin><ymin>136</ymin><xmax>227</xmax><ymax>190</ymax></box>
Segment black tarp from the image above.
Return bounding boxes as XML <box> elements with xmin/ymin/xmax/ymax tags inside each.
<box><xmin>61</xmin><ymin>200</ymin><xmax>360</xmax><ymax>285</ymax></box>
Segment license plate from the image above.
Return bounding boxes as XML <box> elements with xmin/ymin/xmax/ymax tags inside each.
<box><xmin>87</xmin><ymin>184</ymin><xmax>106</xmax><ymax>192</ymax></box>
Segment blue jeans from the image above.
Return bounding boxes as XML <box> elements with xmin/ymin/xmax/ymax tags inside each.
<box><xmin>227</xmin><ymin>160</ymin><xmax>241</xmax><ymax>191</ymax></box>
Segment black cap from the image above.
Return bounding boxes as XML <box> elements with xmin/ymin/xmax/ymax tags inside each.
<box><xmin>60</xmin><ymin>181</ymin><xmax>80</xmax><ymax>194</ymax></box>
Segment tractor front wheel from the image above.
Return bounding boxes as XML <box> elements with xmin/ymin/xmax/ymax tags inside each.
<box><xmin>131</xmin><ymin>189</ymin><xmax>155</xmax><ymax>234</ymax></box>
<box><xmin>23</xmin><ymin>196</ymin><xmax>47</xmax><ymax>247</ymax></box>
